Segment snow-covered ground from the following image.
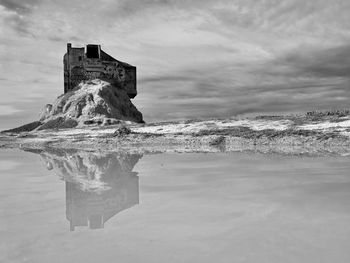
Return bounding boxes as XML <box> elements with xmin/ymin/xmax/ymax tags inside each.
<box><xmin>2</xmin><ymin>115</ymin><xmax>350</xmax><ymax>156</ymax></box>
<box><xmin>133</xmin><ymin>119</ymin><xmax>294</xmax><ymax>134</ymax></box>
<box><xmin>298</xmin><ymin>119</ymin><xmax>350</xmax><ymax>137</ymax></box>
<box><xmin>299</xmin><ymin>119</ymin><xmax>350</xmax><ymax>130</ymax></box>
<box><xmin>34</xmin><ymin>116</ymin><xmax>350</xmax><ymax>139</ymax></box>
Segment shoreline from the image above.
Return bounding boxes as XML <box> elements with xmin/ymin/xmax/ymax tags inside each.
<box><xmin>1</xmin><ymin>113</ymin><xmax>350</xmax><ymax>156</ymax></box>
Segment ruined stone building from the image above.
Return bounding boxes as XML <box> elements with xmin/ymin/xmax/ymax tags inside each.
<box><xmin>65</xmin><ymin>172</ymin><xmax>139</xmax><ymax>231</ymax></box>
<box><xmin>63</xmin><ymin>43</ymin><xmax>137</xmax><ymax>98</ymax></box>
<box><xmin>64</xmin><ymin>153</ymin><xmax>141</xmax><ymax>231</ymax></box>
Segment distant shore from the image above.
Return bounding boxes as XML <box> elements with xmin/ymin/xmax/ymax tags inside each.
<box><xmin>1</xmin><ymin>111</ymin><xmax>350</xmax><ymax>156</ymax></box>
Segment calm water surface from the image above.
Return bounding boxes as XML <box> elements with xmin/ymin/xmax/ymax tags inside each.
<box><xmin>1</xmin><ymin>149</ymin><xmax>350</xmax><ymax>263</ymax></box>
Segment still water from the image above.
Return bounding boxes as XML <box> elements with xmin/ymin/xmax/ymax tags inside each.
<box><xmin>1</xmin><ymin>149</ymin><xmax>350</xmax><ymax>263</ymax></box>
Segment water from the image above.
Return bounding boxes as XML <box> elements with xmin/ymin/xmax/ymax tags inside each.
<box><xmin>1</xmin><ymin>149</ymin><xmax>350</xmax><ymax>263</ymax></box>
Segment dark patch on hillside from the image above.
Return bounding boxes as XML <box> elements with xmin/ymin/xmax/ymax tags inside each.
<box><xmin>1</xmin><ymin>121</ymin><xmax>42</xmax><ymax>133</ymax></box>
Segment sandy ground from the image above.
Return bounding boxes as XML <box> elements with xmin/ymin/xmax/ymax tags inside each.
<box><xmin>1</xmin><ymin>114</ymin><xmax>350</xmax><ymax>156</ymax></box>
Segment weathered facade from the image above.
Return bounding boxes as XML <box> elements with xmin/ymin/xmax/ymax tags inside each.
<box><xmin>63</xmin><ymin>43</ymin><xmax>137</xmax><ymax>98</ymax></box>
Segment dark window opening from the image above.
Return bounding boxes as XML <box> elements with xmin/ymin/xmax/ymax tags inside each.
<box><xmin>86</xmin><ymin>45</ymin><xmax>100</xmax><ymax>59</ymax></box>
<box><xmin>78</xmin><ymin>56</ymin><xmax>82</xmax><ymax>61</ymax></box>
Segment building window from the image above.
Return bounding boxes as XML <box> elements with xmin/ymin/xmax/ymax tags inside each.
<box><xmin>86</xmin><ymin>45</ymin><xmax>100</xmax><ymax>59</ymax></box>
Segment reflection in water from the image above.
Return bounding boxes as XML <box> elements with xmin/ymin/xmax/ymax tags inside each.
<box><xmin>40</xmin><ymin>150</ymin><xmax>142</xmax><ymax>231</ymax></box>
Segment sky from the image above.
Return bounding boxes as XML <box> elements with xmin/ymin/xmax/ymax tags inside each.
<box><xmin>0</xmin><ymin>0</ymin><xmax>350</xmax><ymax>130</ymax></box>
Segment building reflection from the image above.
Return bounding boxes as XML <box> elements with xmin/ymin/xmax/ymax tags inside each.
<box><xmin>40</xmin><ymin>150</ymin><xmax>142</xmax><ymax>231</ymax></box>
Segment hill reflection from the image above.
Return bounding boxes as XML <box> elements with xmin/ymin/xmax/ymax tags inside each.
<box><xmin>40</xmin><ymin>150</ymin><xmax>142</xmax><ymax>231</ymax></box>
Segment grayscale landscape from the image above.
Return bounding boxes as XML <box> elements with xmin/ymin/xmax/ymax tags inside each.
<box><xmin>0</xmin><ymin>1</ymin><xmax>350</xmax><ymax>263</ymax></box>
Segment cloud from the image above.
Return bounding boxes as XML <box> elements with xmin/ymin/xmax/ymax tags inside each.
<box><xmin>136</xmin><ymin>47</ymin><xmax>350</xmax><ymax>121</ymax></box>
<box><xmin>0</xmin><ymin>1</ymin><xmax>38</xmax><ymax>36</ymax></box>
<box><xmin>0</xmin><ymin>105</ymin><xmax>21</xmax><ymax>116</ymax></box>
<box><xmin>100</xmin><ymin>0</ymin><xmax>215</xmax><ymax>17</ymax></box>
<box><xmin>1</xmin><ymin>0</ymin><xmax>350</xmax><ymax>126</ymax></box>
<box><xmin>274</xmin><ymin>44</ymin><xmax>350</xmax><ymax>78</ymax></box>
<box><xmin>0</xmin><ymin>0</ymin><xmax>40</xmax><ymax>14</ymax></box>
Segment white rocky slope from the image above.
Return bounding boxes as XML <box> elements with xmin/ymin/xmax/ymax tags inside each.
<box><xmin>38</xmin><ymin>79</ymin><xmax>143</xmax><ymax>129</ymax></box>
<box><xmin>3</xmin><ymin>79</ymin><xmax>143</xmax><ymax>133</ymax></box>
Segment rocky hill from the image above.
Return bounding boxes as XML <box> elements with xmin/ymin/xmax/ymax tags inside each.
<box><xmin>3</xmin><ymin>79</ymin><xmax>143</xmax><ymax>132</ymax></box>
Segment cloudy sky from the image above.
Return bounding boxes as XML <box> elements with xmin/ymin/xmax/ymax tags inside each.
<box><xmin>1</xmin><ymin>0</ymin><xmax>350</xmax><ymax>130</ymax></box>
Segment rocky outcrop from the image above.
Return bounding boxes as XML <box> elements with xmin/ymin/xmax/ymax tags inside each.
<box><xmin>40</xmin><ymin>79</ymin><xmax>143</xmax><ymax>126</ymax></box>
<box><xmin>3</xmin><ymin>79</ymin><xmax>144</xmax><ymax>133</ymax></box>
